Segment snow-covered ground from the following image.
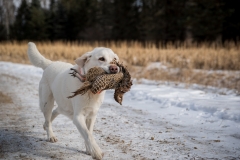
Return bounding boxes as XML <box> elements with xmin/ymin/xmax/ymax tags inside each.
<box><xmin>0</xmin><ymin>61</ymin><xmax>240</xmax><ymax>160</ymax></box>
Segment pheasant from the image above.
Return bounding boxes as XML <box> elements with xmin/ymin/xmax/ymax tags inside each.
<box><xmin>68</xmin><ymin>62</ymin><xmax>132</xmax><ymax>105</ymax></box>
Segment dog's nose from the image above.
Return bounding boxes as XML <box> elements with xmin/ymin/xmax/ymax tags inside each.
<box><xmin>109</xmin><ymin>65</ymin><xmax>118</xmax><ymax>74</ymax></box>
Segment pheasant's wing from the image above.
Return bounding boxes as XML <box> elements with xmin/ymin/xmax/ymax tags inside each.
<box><xmin>91</xmin><ymin>73</ymin><xmax>123</xmax><ymax>94</ymax></box>
<box><xmin>86</xmin><ymin>67</ymin><xmax>106</xmax><ymax>82</ymax></box>
<box><xmin>68</xmin><ymin>67</ymin><xmax>107</xmax><ymax>98</ymax></box>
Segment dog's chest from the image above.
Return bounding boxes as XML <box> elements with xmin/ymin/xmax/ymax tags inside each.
<box><xmin>80</xmin><ymin>92</ymin><xmax>104</xmax><ymax>117</ymax></box>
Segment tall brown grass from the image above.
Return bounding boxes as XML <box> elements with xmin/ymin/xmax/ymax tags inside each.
<box><xmin>0</xmin><ymin>41</ymin><xmax>239</xmax><ymax>92</ymax></box>
<box><xmin>0</xmin><ymin>41</ymin><xmax>240</xmax><ymax>70</ymax></box>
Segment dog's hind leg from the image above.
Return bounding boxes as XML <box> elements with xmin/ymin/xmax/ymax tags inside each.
<box><xmin>39</xmin><ymin>79</ymin><xmax>57</xmax><ymax>143</ymax></box>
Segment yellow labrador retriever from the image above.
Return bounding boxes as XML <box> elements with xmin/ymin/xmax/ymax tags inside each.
<box><xmin>27</xmin><ymin>42</ymin><xmax>119</xmax><ymax>160</ymax></box>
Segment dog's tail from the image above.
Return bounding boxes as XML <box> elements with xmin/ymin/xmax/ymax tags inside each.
<box><xmin>27</xmin><ymin>42</ymin><xmax>52</xmax><ymax>70</ymax></box>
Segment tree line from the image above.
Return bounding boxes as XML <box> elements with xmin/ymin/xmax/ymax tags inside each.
<box><xmin>0</xmin><ymin>0</ymin><xmax>239</xmax><ymax>43</ymax></box>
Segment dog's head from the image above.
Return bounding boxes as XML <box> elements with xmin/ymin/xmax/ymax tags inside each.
<box><xmin>75</xmin><ymin>47</ymin><xmax>119</xmax><ymax>74</ymax></box>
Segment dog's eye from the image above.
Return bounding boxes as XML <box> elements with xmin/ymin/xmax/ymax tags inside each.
<box><xmin>99</xmin><ymin>57</ymin><xmax>105</xmax><ymax>61</ymax></box>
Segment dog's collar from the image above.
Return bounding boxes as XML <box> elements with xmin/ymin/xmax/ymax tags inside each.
<box><xmin>69</xmin><ymin>67</ymin><xmax>86</xmax><ymax>82</ymax></box>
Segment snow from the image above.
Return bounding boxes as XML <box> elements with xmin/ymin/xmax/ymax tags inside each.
<box><xmin>145</xmin><ymin>62</ymin><xmax>169</xmax><ymax>70</ymax></box>
<box><xmin>0</xmin><ymin>61</ymin><xmax>240</xmax><ymax>159</ymax></box>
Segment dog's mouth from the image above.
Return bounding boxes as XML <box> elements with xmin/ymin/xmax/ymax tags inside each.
<box><xmin>101</xmin><ymin>65</ymin><xmax>120</xmax><ymax>74</ymax></box>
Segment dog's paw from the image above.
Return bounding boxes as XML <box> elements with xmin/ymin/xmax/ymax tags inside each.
<box><xmin>49</xmin><ymin>136</ymin><xmax>58</xmax><ymax>143</ymax></box>
<box><xmin>85</xmin><ymin>151</ymin><xmax>91</xmax><ymax>155</ymax></box>
<box><xmin>91</xmin><ymin>147</ymin><xmax>104</xmax><ymax>160</ymax></box>
<box><xmin>92</xmin><ymin>153</ymin><xmax>103</xmax><ymax>160</ymax></box>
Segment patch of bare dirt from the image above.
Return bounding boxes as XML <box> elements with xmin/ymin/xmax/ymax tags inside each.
<box><xmin>0</xmin><ymin>92</ymin><xmax>12</xmax><ymax>104</ymax></box>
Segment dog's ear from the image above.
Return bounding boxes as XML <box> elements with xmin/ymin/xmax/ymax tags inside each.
<box><xmin>75</xmin><ymin>52</ymin><xmax>91</xmax><ymax>67</ymax></box>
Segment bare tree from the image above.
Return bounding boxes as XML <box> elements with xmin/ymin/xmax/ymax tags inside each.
<box><xmin>0</xmin><ymin>0</ymin><xmax>15</xmax><ymax>40</ymax></box>
<box><xmin>42</xmin><ymin>0</ymin><xmax>47</xmax><ymax>8</ymax></box>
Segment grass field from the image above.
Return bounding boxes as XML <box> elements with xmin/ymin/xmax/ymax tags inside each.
<box><xmin>0</xmin><ymin>41</ymin><xmax>239</xmax><ymax>92</ymax></box>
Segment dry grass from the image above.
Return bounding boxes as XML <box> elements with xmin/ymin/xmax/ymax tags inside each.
<box><xmin>0</xmin><ymin>41</ymin><xmax>240</xmax><ymax>70</ymax></box>
<box><xmin>132</xmin><ymin>66</ymin><xmax>240</xmax><ymax>93</ymax></box>
<box><xmin>0</xmin><ymin>41</ymin><xmax>239</xmax><ymax>92</ymax></box>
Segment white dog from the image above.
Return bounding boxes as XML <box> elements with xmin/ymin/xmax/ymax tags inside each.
<box><xmin>27</xmin><ymin>42</ymin><xmax>120</xmax><ymax>160</ymax></box>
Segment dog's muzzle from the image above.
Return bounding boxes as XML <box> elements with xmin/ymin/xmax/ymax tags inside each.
<box><xmin>109</xmin><ymin>65</ymin><xmax>119</xmax><ymax>74</ymax></box>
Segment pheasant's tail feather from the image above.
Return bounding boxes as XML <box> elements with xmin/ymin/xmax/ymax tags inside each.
<box><xmin>67</xmin><ymin>82</ymin><xmax>92</xmax><ymax>98</ymax></box>
<box><xmin>67</xmin><ymin>87</ymin><xmax>90</xmax><ymax>98</ymax></box>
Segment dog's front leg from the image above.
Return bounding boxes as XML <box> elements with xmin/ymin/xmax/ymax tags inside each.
<box><xmin>85</xmin><ymin>115</ymin><xmax>97</xmax><ymax>155</ymax></box>
<box><xmin>73</xmin><ymin>114</ymin><xmax>103</xmax><ymax>160</ymax></box>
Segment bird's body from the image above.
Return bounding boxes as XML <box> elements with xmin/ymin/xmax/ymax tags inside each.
<box><xmin>68</xmin><ymin>67</ymin><xmax>124</xmax><ymax>98</ymax></box>
<box><xmin>68</xmin><ymin>62</ymin><xmax>132</xmax><ymax>105</ymax></box>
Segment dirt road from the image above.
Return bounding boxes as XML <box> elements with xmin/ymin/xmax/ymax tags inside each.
<box><xmin>1</xmin><ymin>63</ymin><xmax>239</xmax><ymax>160</ymax></box>
<box><xmin>0</xmin><ymin>66</ymin><xmax>160</xmax><ymax>160</ymax></box>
